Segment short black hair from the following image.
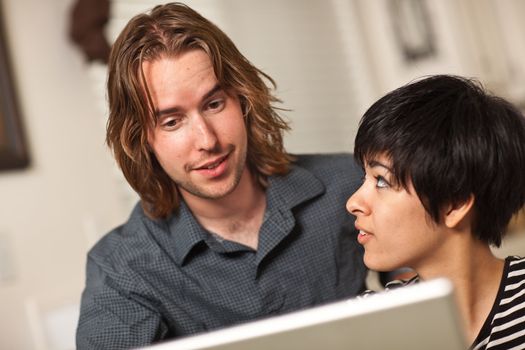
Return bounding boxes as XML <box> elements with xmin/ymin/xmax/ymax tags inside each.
<box><xmin>354</xmin><ymin>75</ymin><xmax>525</xmax><ymax>246</ymax></box>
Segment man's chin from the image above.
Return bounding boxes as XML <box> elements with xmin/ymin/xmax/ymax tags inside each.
<box><xmin>179</xmin><ymin>180</ymin><xmax>238</xmax><ymax>201</ymax></box>
<box><xmin>179</xmin><ymin>158</ymin><xmax>246</xmax><ymax>201</ymax></box>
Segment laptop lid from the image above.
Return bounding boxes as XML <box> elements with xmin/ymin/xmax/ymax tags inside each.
<box><xmin>140</xmin><ymin>278</ymin><xmax>467</xmax><ymax>350</ymax></box>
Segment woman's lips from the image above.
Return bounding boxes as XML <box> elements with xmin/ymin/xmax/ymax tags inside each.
<box><xmin>357</xmin><ymin>229</ymin><xmax>373</xmax><ymax>245</ymax></box>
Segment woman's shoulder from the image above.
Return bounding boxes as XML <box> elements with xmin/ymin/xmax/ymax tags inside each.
<box><xmin>507</xmin><ymin>255</ymin><xmax>525</xmax><ymax>265</ymax></box>
<box><xmin>360</xmin><ymin>275</ymin><xmax>420</xmax><ymax>298</ymax></box>
<box><xmin>384</xmin><ymin>275</ymin><xmax>420</xmax><ymax>290</ymax></box>
<box><xmin>504</xmin><ymin>255</ymin><xmax>525</xmax><ymax>278</ymax></box>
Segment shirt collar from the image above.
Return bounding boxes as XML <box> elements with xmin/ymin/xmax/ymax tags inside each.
<box><xmin>254</xmin><ymin>164</ymin><xmax>325</xmax><ymax>266</ymax></box>
<box><xmin>165</xmin><ymin>200</ymin><xmax>209</xmax><ymax>266</ymax></box>
<box><xmin>266</xmin><ymin>162</ymin><xmax>325</xmax><ymax>209</ymax></box>
<box><xmin>161</xmin><ymin>162</ymin><xmax>325</xmax><ymax>266</ymax></box>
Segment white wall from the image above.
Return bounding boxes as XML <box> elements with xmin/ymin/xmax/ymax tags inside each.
<box><xmin>0</xmin><ymin>0</ymin><xmax>524</xmax><ymax>349</ymax></box>
<box><xmin>0</xmin><ymin>0</ymin><xmax>130</xmax><ymax>349</ymax></box>
<box><xmin>110</xmin><ymin>0</ymin><xmax>370</xmax><ymax>154</ymax></box>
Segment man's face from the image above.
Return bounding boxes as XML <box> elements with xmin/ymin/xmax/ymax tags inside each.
<box><xmin>143</xmin><ymin>49</ymin><xmax>248</xmax><ymax>201</ymax></box>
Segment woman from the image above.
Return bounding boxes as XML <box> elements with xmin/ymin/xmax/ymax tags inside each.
<box><xmin>347</xmin><ymin>75</ymin><xmax>525</xmax><ymax>349</ymax></box>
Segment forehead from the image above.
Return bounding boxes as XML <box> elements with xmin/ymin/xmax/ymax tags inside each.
<box><xmin>140</xmin><ymin>50</ymin><xmax>220</xmax><ymax>116</ymax></box>
<box><xmin>141</xmin><ymin>50</ymin><xmax>216</xmax><ymax>89</ymax></box>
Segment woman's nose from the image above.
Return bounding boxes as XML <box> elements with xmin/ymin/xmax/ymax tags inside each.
<box><xmin>346</xmin><ymin>186</ymin><xmax>368</xmax><ymax>216</ymax></box>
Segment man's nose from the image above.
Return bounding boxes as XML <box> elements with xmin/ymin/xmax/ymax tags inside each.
<box><xmin>192</xmin><ymin>114</ymin><xmax>219</xmax><ymax>151</ymax></box>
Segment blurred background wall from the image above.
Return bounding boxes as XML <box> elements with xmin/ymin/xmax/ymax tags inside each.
<box><xmin>0</xmin><ymin>0</ymin><xmax>524</xmax><ymax>349</ymax></box>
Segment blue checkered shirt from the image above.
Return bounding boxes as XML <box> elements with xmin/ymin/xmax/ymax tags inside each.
<box><xmin>76</xmin><ymin>153</ymin><xmax>367</xmax><ymax>349</ymax></box>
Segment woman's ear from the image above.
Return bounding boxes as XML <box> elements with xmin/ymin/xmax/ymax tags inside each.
<box><xmin>444</xmin><ymin>195</ymin><xmax>475</xmax><ymax>229</ymax></box>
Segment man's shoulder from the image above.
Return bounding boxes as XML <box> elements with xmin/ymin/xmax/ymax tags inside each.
<box><xmin>88</xmin><ymin>203</ymin><xmax>162</xmax><ymax>268</ymax></box>
<box><xmin>292</xmin><ymin>153</ymin><xmax>362</xmax><ymax>184</ymax></box>
<box><xmin>294</xmin><ymin>152</ymin><xmax>354</xmax><ymax>168</ymax></box>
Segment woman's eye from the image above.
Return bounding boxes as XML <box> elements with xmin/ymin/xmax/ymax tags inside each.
<box><xmin>375</xmin><ymin>176</ymin><xmax>389</xmax><ymax>189</ymax></box>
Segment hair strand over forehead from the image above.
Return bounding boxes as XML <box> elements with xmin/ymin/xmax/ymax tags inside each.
<box><xmin>354</xmin><ymin>75</ymin><xmax>525</xmax><ymax>246</ymax></box>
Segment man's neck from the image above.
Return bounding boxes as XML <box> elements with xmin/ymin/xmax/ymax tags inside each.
<box><xmin>181</xmin><ymin>168</ymin><xmax>267</xmax><ymax>249</ymax></box>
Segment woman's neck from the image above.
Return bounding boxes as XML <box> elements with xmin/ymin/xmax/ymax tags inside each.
<box><xmin>418</xmin><ymin>240</ymin><xmax>504</xmax><ymax>345</ymax></box>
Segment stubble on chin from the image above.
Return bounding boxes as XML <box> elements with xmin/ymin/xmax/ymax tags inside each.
<box><xmin>178</xmin><ymin>144</ymin><xmax>247</xmax><ymax>200</ymax></box>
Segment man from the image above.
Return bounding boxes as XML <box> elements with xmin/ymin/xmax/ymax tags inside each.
<box><xmin>76</xmin><ymin>3</ymin><xmax>366</xmax><ymax>349</ymax></box>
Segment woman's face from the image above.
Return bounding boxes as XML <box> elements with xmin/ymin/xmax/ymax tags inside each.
<box><xmin>346</xmin><ymin>154</ymin><xmax>448</xmax><ymax>272</ymax></box>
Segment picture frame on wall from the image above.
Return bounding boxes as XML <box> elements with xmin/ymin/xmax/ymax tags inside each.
<box><xmin>0</xmin><ymin>7</ymin><xmax>29</xmax><ymax>171</ymax></box>
<box><xmin>389</xmin><ymin>0</ymin><xmax>436</xmax><ymax>63</ymax></box>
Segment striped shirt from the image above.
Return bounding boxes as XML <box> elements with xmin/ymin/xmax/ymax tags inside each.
<box><xmin>362</xmin><ymin>257</ymin><xmax>525</xmax><ymax>349</ymax></box>
<box><xmin>472</xmin><ymin>256</ymin><xmax>525</xmax><ymax>350</ymax></box>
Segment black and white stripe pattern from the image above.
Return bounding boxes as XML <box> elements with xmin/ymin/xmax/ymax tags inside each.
<box><xmin>361</xmin><ymin>257</ymin><xmax>525</xmax><ymax>349</ymax></box>
<box><xmin>360</xmin><ymin>274</ymin><xmax>419</xmax><ymax>298</ymax></box>
<box><xmin>472</xmin><ymin>256</ymin><xmax>525</xmax><ymax>350</ymax></box>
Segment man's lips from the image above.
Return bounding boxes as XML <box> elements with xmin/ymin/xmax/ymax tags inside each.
<box><xmin>193</xmin><ymin>154</ymin><xmax>229</xmax><ymax>171</ymax></box>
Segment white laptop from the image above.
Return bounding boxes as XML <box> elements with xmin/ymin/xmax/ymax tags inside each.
<box><xmin>139</xmin><ymin>278</ymin><xmax>467</xmax><ymax>350</ymax></box>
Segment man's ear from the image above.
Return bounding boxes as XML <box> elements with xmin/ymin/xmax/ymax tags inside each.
<box><xmin>444</xmin><ymin>195</ymin><xmax>475</xmax><ymax>229</ymax></box>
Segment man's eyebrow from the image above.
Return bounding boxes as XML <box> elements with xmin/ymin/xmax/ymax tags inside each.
<box><xmin>201</xmin><ymin>84</ymin><xmax>223</xmax><ymax>102</ymax></box>
<box><xmin>367</xmin><ymin>159</ymin><xmax>393</xmax><ymax>172</ymax></box>
<box><xmin>155</xmin><ymin>84</ymin><xmax>223</xmax><ymax>118</ymax></box>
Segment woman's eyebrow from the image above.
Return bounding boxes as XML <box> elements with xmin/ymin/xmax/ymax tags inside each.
<box><xmin>367</xmin><ymin>159</ymin><xmax>393</xmax><ymax>172</ymax></box>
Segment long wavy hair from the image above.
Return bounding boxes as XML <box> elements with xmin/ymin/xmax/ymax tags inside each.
<box><xmin>106</xmin><ymin>2</ymin><xmax>292</xmax><ymax>219</ymax></box>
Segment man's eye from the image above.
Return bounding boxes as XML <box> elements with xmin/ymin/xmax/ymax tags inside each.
<box><xmin>160</xmin><ymin>117</ymin><xmax>181</xmax><ymax>129</ymax></box>
<box><xmin>206</xmin><ymin>99</ymin><xmax>225</xmax><ymax>112</ymax></box>
<box><xmin>375</xmin><ymin>176</ymin><xmax>389</xmax><ymax>189</ymax></box>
